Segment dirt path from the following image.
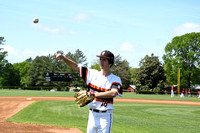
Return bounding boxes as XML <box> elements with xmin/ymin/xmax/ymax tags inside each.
<box><xmin>0</xmin><ymin>96</ymin><xmax>199</xmax><ymax>133</ymax></box>
<box><xmin>0</xmin><ymin>97</ymin><xmax>81</xmax><ymax>133</ymax></box>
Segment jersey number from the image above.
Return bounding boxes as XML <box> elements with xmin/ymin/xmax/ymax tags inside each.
<box><xmin>101</xmin><ymin>100</ymin><xmax>108</xmax><ymax>107</ymax></box>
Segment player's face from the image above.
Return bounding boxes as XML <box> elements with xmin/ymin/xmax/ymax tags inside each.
<box><xmin>99</xmin><ymin>57</ymin><xmax>110</xmax><ymax>69</ymax></box>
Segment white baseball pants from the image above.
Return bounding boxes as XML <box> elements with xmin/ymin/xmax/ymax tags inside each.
<box><xmin>87</xmin><ymin>109</ymin><xmax>113</xmax><ymax>133</ymax></box>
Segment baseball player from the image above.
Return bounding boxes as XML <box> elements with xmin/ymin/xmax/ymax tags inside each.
<box><xmin>55</xmin><ymin>50</ymin><xmax>123</xmax><ymax>133</ymax></box>
<box><xmin>171</xmin><ymin>85</ymin><xmax>174</xmax><ymax>97</ymax></box>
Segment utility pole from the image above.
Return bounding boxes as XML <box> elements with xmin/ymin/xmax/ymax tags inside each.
<box><xmin>177</xmin><ymin>68</ymin><xmax>180</xmax><ymax>95</ymax></box>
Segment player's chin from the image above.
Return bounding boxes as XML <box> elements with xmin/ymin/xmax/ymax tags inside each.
<box><xmin>100</xmin><ymin>65</ymin><xmax>104</xmax><ymax>69</ymax></box>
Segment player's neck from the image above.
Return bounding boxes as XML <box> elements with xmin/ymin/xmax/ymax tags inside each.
<box><xmin>101</xmin><ymin>68</ymin><xmax>111</xmax><ymax>77</ymax></box>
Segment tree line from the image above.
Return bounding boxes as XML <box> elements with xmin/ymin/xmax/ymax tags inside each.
<box><xmin>0</xmin><ymin>32</ymin><xmax>200</xmax><ymax>93</ymax></box>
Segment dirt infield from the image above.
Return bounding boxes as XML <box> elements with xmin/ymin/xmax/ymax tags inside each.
<box><xmin>0</xmin><ymin>96</ymin><xmax>200</xmax><ymax>133</ymax></box>
<box><xmin>0</xmin><ymin>97</ymin><xmax>81</xmax><ymax>133</ymax></box>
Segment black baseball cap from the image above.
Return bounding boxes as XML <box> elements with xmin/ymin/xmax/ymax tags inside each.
<box><xmin>96</xmin><ymin>50</ymin><xmax>114</xmax><ymax>66</ymax></box>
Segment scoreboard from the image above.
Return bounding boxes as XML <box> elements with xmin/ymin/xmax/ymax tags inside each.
<box><xmin>45</xmin><ymin>73</ymin><xmax>73</xmax><ymax>82</ymax></box>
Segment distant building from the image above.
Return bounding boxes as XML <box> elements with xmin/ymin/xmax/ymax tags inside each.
<box><xmin>192</xmin><ymin>84</ymin><xmax>200</xmax><ymax>90</ymax></box>
<box><xmin>192</xmin><ymin>84</ymin><xmax>200</xmax><ymax>98</ymax></box>
<box><xmin>127</xmin><ymin>85</ymin><xmax>136</xmax><ymax>92</ymax></box>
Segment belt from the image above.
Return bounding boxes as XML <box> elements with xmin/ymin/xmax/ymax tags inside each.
<box><xmin>89</xmin><ymin>108</ymin><xmax>107</xmax><ymax>113</ymax></box>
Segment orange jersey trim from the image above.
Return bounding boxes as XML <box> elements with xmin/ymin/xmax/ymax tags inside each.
<box><xmin>88</xmin><ymin>83</ymin><xmax>111</xmax><ymax>92</ymax></box>
<box><xmin>94</xmin><ymin>98</ymin><xmax>113</xmax><ymax>104</ymax></box>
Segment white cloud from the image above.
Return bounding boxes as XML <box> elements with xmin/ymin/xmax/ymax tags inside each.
<box><xmin>3</xmin><ymin>45</ymin><xmax>50</xmax><ymax>63</ymax></box>
<box><xmin>32</xmin><ymin>23</ymin><xmax>75</xmax><ymax>35</ymax></box>
<box><xmin>173</xmin><ymin>23</ymin><xmax>200</xmax><ymax>36</ymax></box>
<box><xmin>74</xmin><ymin>13</ymin><xmax>89</xmax><ymax>22</ymax></box>
<box><xmin>119</xmin><ymin>42</ymin><xmax>136</xmax><ymax>52</ymax></box>
<box><xmin>66</xmin><ymin>29</ymin><xmax>76</xmax><ymax>35</ymax></box>
<box><xmin>2</xmin><ymin>45</ymin><xmax>18</xmax><ymax>56</ymax></box>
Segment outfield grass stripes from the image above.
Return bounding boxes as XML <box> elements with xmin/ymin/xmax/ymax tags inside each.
<box><xmin>1</xmin><ymin>89</ymin><xmax>200</xmax><ymax>101</ymax></box>
<box><xmin>7</xmin><ymin>101</ymin><xmax>200</xmax><ymax>133</ymax></box>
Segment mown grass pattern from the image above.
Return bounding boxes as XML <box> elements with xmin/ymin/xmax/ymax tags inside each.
<box><xmin>7</xmin><ymin>101</ymin><xmax>200</xmax><ymax>133</ymax></box>
<box><xmin>1</xmin><ymin>89</ymin><xmax>200</xmax><ymax>101</ymax></box>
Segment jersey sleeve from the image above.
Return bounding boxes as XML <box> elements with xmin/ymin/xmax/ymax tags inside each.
<box><xmin>79</xmin><ymin>65</ymin><xmax>98</xmax><ymax>85</ymax></box>
<box><xmin>111</xmin><ymin>78</ymin><xmax>123</xmax><ymax>97</ymax></box>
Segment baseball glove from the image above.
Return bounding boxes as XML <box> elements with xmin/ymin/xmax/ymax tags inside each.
<box><xmin>74</xmin><ymin>90</ymin><xmax>95</xmax><ymax>107</ymax></box>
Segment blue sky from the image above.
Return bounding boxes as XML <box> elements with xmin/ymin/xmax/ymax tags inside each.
<box><xmin>1</xmin><ymin>0</ymin><xmax>200</xmax><ymax>68</ymax></box>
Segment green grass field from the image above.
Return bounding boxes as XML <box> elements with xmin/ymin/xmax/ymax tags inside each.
<box><xmin>0</xmin><ymin>89</ymin><xmax>76</xmax><ymax>97</ymax></box>
<box><xmin>1</xmin><ymin>89</ymin><xmax>200</xmax><ymax>101</ymax></box>
<box><xmin>7</xmin><ymin>101</ymin><xmax>200</xmax><ymax>133</ymax></box>
<box><xmin>1</xmin><ymin>89</ymin><xmax>200</xmax><ymax>133</ymax></box>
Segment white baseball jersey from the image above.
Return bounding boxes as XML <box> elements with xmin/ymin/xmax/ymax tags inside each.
<box><xmin>79</xmin><ymin>66</ymin><xmax>123</xmax><ymax>110</ymax></box>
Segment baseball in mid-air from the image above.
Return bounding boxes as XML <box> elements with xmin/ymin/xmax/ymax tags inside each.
<box><xmin>33</xmin><ymin>17</ymin><xmax>39</xmax><ymax>23</ymax></box>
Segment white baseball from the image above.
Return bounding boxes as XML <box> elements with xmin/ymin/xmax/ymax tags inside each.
<box><xmin>33</xmin><ymin>17</ymin><xmax>39</xmax><ymax>23</ymax></box>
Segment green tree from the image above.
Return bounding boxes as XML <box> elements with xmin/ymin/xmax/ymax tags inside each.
<box><xmin>71</xmin><ymin>49</ymin><xmax>87</xmax><ymax>65</ymax></box>
<box><xmin>112</xmin><ymin>55</ymin><xmax>131</xmax><ymax>89</ymax></box>
<box><xmin>163</xmin><ymin>32</ymin><xmax>200</xmax><ymax>88</ymax></box>
<box><xmin>13</xmin><ymin>61</ymin><xmax>31</xmax><ymax>86</ymax></box>
<box><xmin>129</xmin><ymin>67</ymin><xmax>137</xmax><ymax>85</ymax></box>
<box><xmin>134</xmin><ymin>53</ymin><xmax>166</xmax><ymax>92</ymax></box>
<box><xmin>64</xmin><ymin>49</ymin><xmax>87</xmax><ymax>88</ymax></box>
<box><xmin>50</xmin><ymin>52</ymin><xmax>73</xmax><ymax>88</ymax></box>
<box><xmin>25</xmin><ymin>57</ymin><xmax>33</xmax><ymax>63</ymax></box>
<box><xmin>0</xmin><ymin>63</ymin><xmax>20</xmax><ymax>86</ymax></box>
<box><xmin>0</xmin><ymin>37</ymin><xmax>8</xmax><ymax>74</ymax></box>
<box><xmin>53</xmin><ymin>50</ymin><xmax>68</xmax><ymax>73</ymax></box>
<box><xmin>44</xmin><ymin>49</ymin><xmax>88</xmax><ymax>89</ymax></box>
<box><xmin>0</xmin><ymin>37</ymin><xmax>9</xmax><ymax>86</ymax></box>
<box><xmin>90</xmin><ymin>61</ymin><xmax>100</xmax><ymax>71</ymax></box>
<box><xmin>25</xmin><ymin>56</ymin><xmax>52</xmax><ymax>87</ymax></box>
